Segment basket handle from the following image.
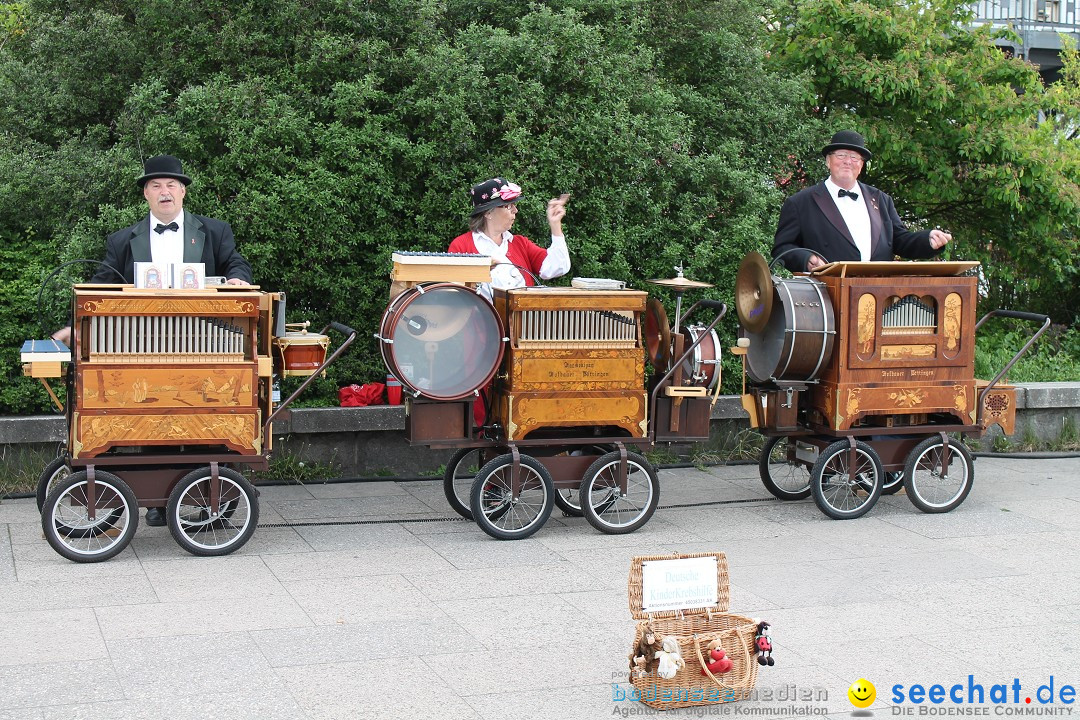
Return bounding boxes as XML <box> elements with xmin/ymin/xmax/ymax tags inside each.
<box><xmin>693</xmin><ymin>627</ymin><xmax>755</xmax><ymax>690</ymax></box>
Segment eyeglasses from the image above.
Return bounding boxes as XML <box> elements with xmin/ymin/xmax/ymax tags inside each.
<box><xmin>501</xmin><ymin>203</ymin><xmax>519</xmax><ymax>212</ymax></box>
<box><xmin>830</xmin><ymin>152</ymin><xmax>865</xmax><ymax>164</ymax></box>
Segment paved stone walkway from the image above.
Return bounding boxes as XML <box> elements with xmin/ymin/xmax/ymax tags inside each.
<box><xmin>1</xmin><ymin>455</ymin><xmax>1077</xmax><ymax>719</ymax></box>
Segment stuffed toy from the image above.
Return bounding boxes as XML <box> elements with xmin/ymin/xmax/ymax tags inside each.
<box><xmin>655</xmin><ymin>635</ymin><xmax>686</xmax><ymax>680</ymax></box>
<box><xmin>630</xmin><ymin>620</ymin><xmax>661</xmax><ymax>674</ymax></box>
<box><xmin>755</xmin><ymin>621</ymin><xmax>775</xmax><ymax>666</ymax></box>
<box><xmin>700</xmin><ymin>638</ymin><xmax>733</xmax><ymax>676</ymax></box>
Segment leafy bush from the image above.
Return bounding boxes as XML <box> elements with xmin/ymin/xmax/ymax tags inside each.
<box><xmin>975</xmin><ymin>321</ymin><xmax>1080</xmax><ymax>383</ymax></box>
<box><xmin>0</xmin><ymin>0</ymin><xmax>817</xmax><ymax>413</ymax></box>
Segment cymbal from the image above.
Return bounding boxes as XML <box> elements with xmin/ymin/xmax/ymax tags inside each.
<box><xmin>644</xmin><ymin>297</ymin><xmax>672</xmax><ymax>370</ymax></box>
<box><xmin>735</xmin><ymin>251</ymin><xmax>774</xmax><ymax>333</ymax></box>
<box><xmin>647</xmin><ymin>277</ymin><xmax>714</xmax><ymax>290</ymax></box>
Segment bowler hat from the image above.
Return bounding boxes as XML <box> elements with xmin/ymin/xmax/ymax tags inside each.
<box><xmin>136</xmin><ymin>155</ymin><xmax>192</xmax><ymax>187</ymax></box>
<box><xmin>821</xmin><ymin>130</ymin><xmax>872</xmax><ymax>160</ymax></box>
<box><xmin>468</xmin><ymin>177</ymin><xmax>522</xmax><ymax>216</ymax></box>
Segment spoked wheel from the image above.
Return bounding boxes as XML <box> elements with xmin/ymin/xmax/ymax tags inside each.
<box><xmin>443</xmin><ymin>447</ymin><xmax>487</xmax><ymax>520</ymax></box>
<box><xmin>759</xmin><ymin>435</ymin><xmax>811</xmax><ymax>501</ymax></box>
<box><xmin>36</xmin><ymin>455</ymin><xmax>72</xmax><ymax>512</ymax></box>
<box><xmin>167</xmin><ymin>467</ymin><xmax>258</xmax><ymax>556</ymax></box>
<box><xmin>903</xmin><ymin>436</ymin><xmax>974</xmax><ymax>513</ymax></box>
<box><xmin>469</xmin><ymin>454</ymin><xmax>553</xmax><ymax>540</ymax></box>
<box><xmin>810</xmin><ymin>440</ymin><xmax>883</xmax><ymax>520</ymax></box>
<box><xmin>41</xmin><ymin>470</ymin><xmax>138</xmax><ymax>563</ymax></box>
<box><xmin>579</xmin><ymin>451</ymin><xmax>659</xmax><ymax>534</ymax></box>
<box><xmin>881</xmin><ymin>470</ymin><xmax>905</xmax><ymax>495</ymax></box>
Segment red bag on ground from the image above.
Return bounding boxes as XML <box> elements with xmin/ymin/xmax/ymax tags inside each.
<box><xmin>339</xmin><ymin>383</ymin><xmax>385</xmax><ymax>407</ymax></box>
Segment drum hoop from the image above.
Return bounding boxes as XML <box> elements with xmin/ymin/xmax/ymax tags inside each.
<box><xmin>381</xmin><ymin>282</ymin><xmax>505</xmax><ymax>401</ymax></box>
<box><xmin>684</xmin><ymin>325</ymin><xmax>721</xmax><ymax>388</ymax></box>
<box><xmin>774</xmin><ymin>277</ymin><xmax>833</xmax><ymax>382</ymax></box>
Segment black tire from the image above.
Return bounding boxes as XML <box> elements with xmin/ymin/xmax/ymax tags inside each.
<box><xmin>903</xmin><ymin>436</ymin><xmax>974</xmax><ymax>513</ymax></box>
<box><xmin>36</xmin><ymin>455</ymin><xmax>72</xmax><ymax>511</ymax></box>
<box><xmin>553</xmin><ymin>487</ymin><xmax>584</xmax><ymax>516</ymax></box>
<box><xmin>443</xmin><ymin>447</ymin><xmax>486</xmax><ymax>520</ymax></box>
<box><xmin>810</xmin><ymin>440</ymin><xmax>883</xmax><ymax>520</ymax></box>
<box><xmin>579</xmin><ymin>451</ymin><xmax>659</xmax><ymax>534</ymax></box>
<box><xmin>881</xmin><ymin>470</ymin><xmax>905</xmax><ymax>495</ymax></box>
<box><xmin>41</xmin><ymin>470</ymin><xmax>138</xmax><ymax>563</ymax></box>
<box><xmin>758</xmin><ymin>436</ymin><xmax>811</xmax><ymax>501</ymax></box>
<box><xmin>167</xmin><ymin>467</ymin><xmax>259</xmax><ymax>556</ymax></box>
<box><xmin>469</xmin><ymin>454</ymin><xmax>553</xmax><ymax>540</ymax></box>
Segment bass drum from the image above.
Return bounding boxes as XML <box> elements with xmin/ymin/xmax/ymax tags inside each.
<box><xmin>379</xmin><ymin>283</ymin><xmax>505</xmax><ymax>401</ymax></box>
<box><xmin>746</xmin><ymin>276</ymin><xmax>836</xmax><ymax>383</ymax></box>
<box><xmin>681</xmin><ymin>324</ymin><xmax>721</xmax><ymax>390</ymax></box>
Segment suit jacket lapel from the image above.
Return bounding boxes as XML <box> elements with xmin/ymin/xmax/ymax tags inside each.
<box><xmin>863</xmin><ymin>183</ymin><xmax>884</xmax><ymax>258</ymax></box>
<box><xmin>810</xmin><ymin>183</ymin><xmax>856</xmax><ymax>248</ymax></box>
<box><xmin>183</xmin><ymin>211</ymin><xmax>206</xmax><ymax>264</ymax></box>
<box><xmin>129</xmin><ymin>217</ymin><xmax>152</xmax><ymax>263</ymax></box>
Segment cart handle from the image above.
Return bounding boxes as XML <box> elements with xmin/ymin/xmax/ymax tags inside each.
<box><xmin>264</xmin><ymin>321</ymin><xmax>358</xmax><ymax>438</ymax></box>
<box><xmin>649</xmin><ymin>302</ymin><xmax>728</xmax><ymax>433</ymax></box>
<box><xmin>974</xmin><ymin>309</ymin><xmax>1051</xmax><ymax>422</ymax></box>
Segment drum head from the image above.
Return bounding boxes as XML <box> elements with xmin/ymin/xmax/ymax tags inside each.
<box><xmin>682</xmin><ymin>325</ymin><xmax>721</xmax><ymax>390</ymax></box>
<box><xmin>380</xmin><ymin>284</ymin><xmax>504</xmax><ymax>401</ymax></box>
<box><xmin>746</xmin><ymin>278</ymin><xmax>835</xmax><ymax>383</ymax></box>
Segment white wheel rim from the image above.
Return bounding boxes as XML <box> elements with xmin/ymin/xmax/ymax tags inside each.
<box><xmin>910</xmin><ymin>444</ymin><xmax>970</xmax><ymax>508</ymax></box>
<box><xmin>174</xmin><ymin>476</ymin><xmax>252</xmax><ymax>550</ymax></box>
<box><xmin>585</xmin><ymin>459</ymin><xmax>654</xmax><ymax>529</ymax></box>
<box><xmin>477</xmin><ymin>465</ymin><xmax>549</xmax><ymax>533</ymax></box>
<box><xmin>50</xmin><ymin>480</ymin><xmax>131</xmax><ymax>558</ymax></box>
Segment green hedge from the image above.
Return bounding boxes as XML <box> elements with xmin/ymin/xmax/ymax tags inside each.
<box><xmin>1</xmin><ymin>0</ymin><xmax>820</xmax><ymax>412</ymax></box>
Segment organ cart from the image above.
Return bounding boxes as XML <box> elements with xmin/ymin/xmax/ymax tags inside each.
<box><xmin>732</xmin><ymin>252</ymin><xmax>1050</xmax><ymax>519</ymax></box>
<box><xmin>378</xmin><ymin>253</ymin><xmax>728</xmax><ymax>540</ymax></box>
<box><xmin>24</xmin><ymin>284</ymin><xmax>355</xmax><ymax>562</ymax></box>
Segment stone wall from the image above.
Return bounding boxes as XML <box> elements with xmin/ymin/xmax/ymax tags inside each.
<box><xmin>2</xmin><ymin>383</ymin><xmax>1077</xmax><ymax>478</ymax></box>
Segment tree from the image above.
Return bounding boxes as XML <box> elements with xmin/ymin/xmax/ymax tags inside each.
<box><xmin>0</xmin><ymin>0</ymin><xmax>817</xmax><ymax>412</ymax></box>
<box><xmin>766</xmin><ymin>0</ymin><xmax>1080</xmax><ymax>324</ymax></box>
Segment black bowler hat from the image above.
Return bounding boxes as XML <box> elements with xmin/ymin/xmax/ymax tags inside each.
<box><xmin>468</xmin><ymin>177</ymin><xmax>523</xmax><ymax>216</ymax></box>
<box><xmin>821</xmin><ymin>130</ymin><xmax>872</xmax><ymax>160</ymax></box>
<box><xmin>136</xmin><ymin>155</ymin><xmax>192</xmax><ymax>187</ymax></box>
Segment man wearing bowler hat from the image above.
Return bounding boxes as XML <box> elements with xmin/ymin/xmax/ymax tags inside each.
<box><xmin>772</xmin><ymin>130</ymin><xmax>951</xmax><ymax>273</ymax></box>
<box><xmin>89</xmin><ymin>155</ymin><xmax>252</xmax><ymax>527</ymax></box>
<box><xmin>88</xmin><ymin>154</ymin><xmax>253</xmax><ymax>286</ymax></box>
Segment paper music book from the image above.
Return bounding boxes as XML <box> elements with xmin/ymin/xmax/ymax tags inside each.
<box><xmin>21</xmin><ymin>339</ymin><xmax>71</xmax><ymax>363</ymax></box>
<box><xmin>391</xmin><ymin>251</ymin><xmax>491</xmax><ymax>283</ymax></box>
<box><xmin>392</xmin><ymin>251</ymin><xmax>490</xmax><ymax>266</ymax></box>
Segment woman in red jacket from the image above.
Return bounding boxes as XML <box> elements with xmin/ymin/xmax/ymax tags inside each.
<box><xmin>448</xmin><ymin>177</ymin><xmax>571</xmax><ymax>301</ymax></box>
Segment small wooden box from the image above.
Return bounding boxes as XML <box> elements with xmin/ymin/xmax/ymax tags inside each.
<box><xmin>653</xmin><ymin>397</ymin><xmax>711</xmax><ymax>441</ymax></box>
<box><xmin>405</xmin><ymin>399</ymin><xmax>473</xmax><ymax>443</ymax></box>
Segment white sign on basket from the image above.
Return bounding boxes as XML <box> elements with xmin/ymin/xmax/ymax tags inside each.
<box><xmin>640</xmin><ymin>556</ymin><xmax>718</xmax><ymax>612</ymax></box>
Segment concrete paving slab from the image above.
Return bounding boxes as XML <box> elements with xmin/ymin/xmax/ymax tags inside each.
<box><xmin>278</xmin><ymin>657</ymin><xmax>482</xmax><ymax>720</ymax></box>
<box><xmin>108</xmin><ymin>631</ymin><xmax>280</xmax><ymax>700</ymax></box>
<box><xmin>0</xmin><ymin>660</ymin><xmax>122</xmax><ymax>711</ymax></box>
<box><xmin>265</xmin><ymin>545</ymin><xmax>456</xmax><ymax>581</ymax></box>
<box><xmin>249</xmin><ymin>617</ymin><xmax>476</xmax><ymax>667</ymax></box>
<box><xmin>39</xmin><ymin>688</ymin><xmax>303</xmax><ymax>720</ymax></box>
<box><xmin>280</xmin><ymin>573</ymin><xmax>443</xmax><ymax>625</ymax></box>
<box><xmin>1</xmin><ymin>456</ymin><xmax>1076</xmax><ymax>718</ymax></box>
<box><xmin>0</xmin><ymin>574</ymin><xmax>157</xmax><ymax>612</ymax></box>
<box><xmin>94</xmin><ymin>593</ymin><xmax>312</xmax><ymax>640</ymax></box>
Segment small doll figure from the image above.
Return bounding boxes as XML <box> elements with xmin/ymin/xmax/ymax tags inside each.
<box><xmin>630</xmin><ymin>620</ymin><xmax>661</xmax><ymax>675</ymax></box>
<box><xmin>755</xmin><ymin>621</ymin><xmax>775</xmax><ymax>666</ymax></box>
<box><xmin>655</xmin><ymin>635</ymin><xmax>685</xmax><ymax>679</ymax></box>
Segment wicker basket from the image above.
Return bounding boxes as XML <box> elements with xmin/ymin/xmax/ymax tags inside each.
<box><xmin>627</xmin><ymin>552</ymin><xmax>761</xmax><ymax>710</ymax></box>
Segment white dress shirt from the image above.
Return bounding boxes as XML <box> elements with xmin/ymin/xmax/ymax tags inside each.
<box><xmin>825</xmin><ymin>178</ymin><xmax>871</xmax><ymax>261</ymax></box>
<box><xmin>149</xmin><ymin>212</ymin><xmax>185</xmax><ymax>267</ymax></box>
<box><xmin>471</xmin><ymin>231</ymin><xmax>570</xmax><ymax>301</ymax></box>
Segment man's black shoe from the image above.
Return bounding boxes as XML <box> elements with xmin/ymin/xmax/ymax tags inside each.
<box><xmin>145</xmin><ymin>507</ymin><xmax>166</xmax><ymax>527</ymax></box>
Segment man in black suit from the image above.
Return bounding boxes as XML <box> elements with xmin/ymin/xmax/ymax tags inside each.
<box><xmin>81</xmin><ymin>155</ymin><xmax>252</xmax><ymax>527</ymax></box>
<box><xmin>772</xmin><ymin>130</ymin><xmax>951</xmax><ymax>273</ymax></box>
<box><xmin>89</xmin><ymin>155</ymin><xmax>253</xmax><ymax>285</ymax></box>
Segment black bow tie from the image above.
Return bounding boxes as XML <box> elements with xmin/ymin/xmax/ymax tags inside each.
<box><xmin>154</xmin><ymin>221</ymin><xmax>179</xmax><ymax>234</ymax></box>
<box><xmin>837</xmin><ymin>188</ymin><xmax>859</xmax><ymax>201</ymax></box>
